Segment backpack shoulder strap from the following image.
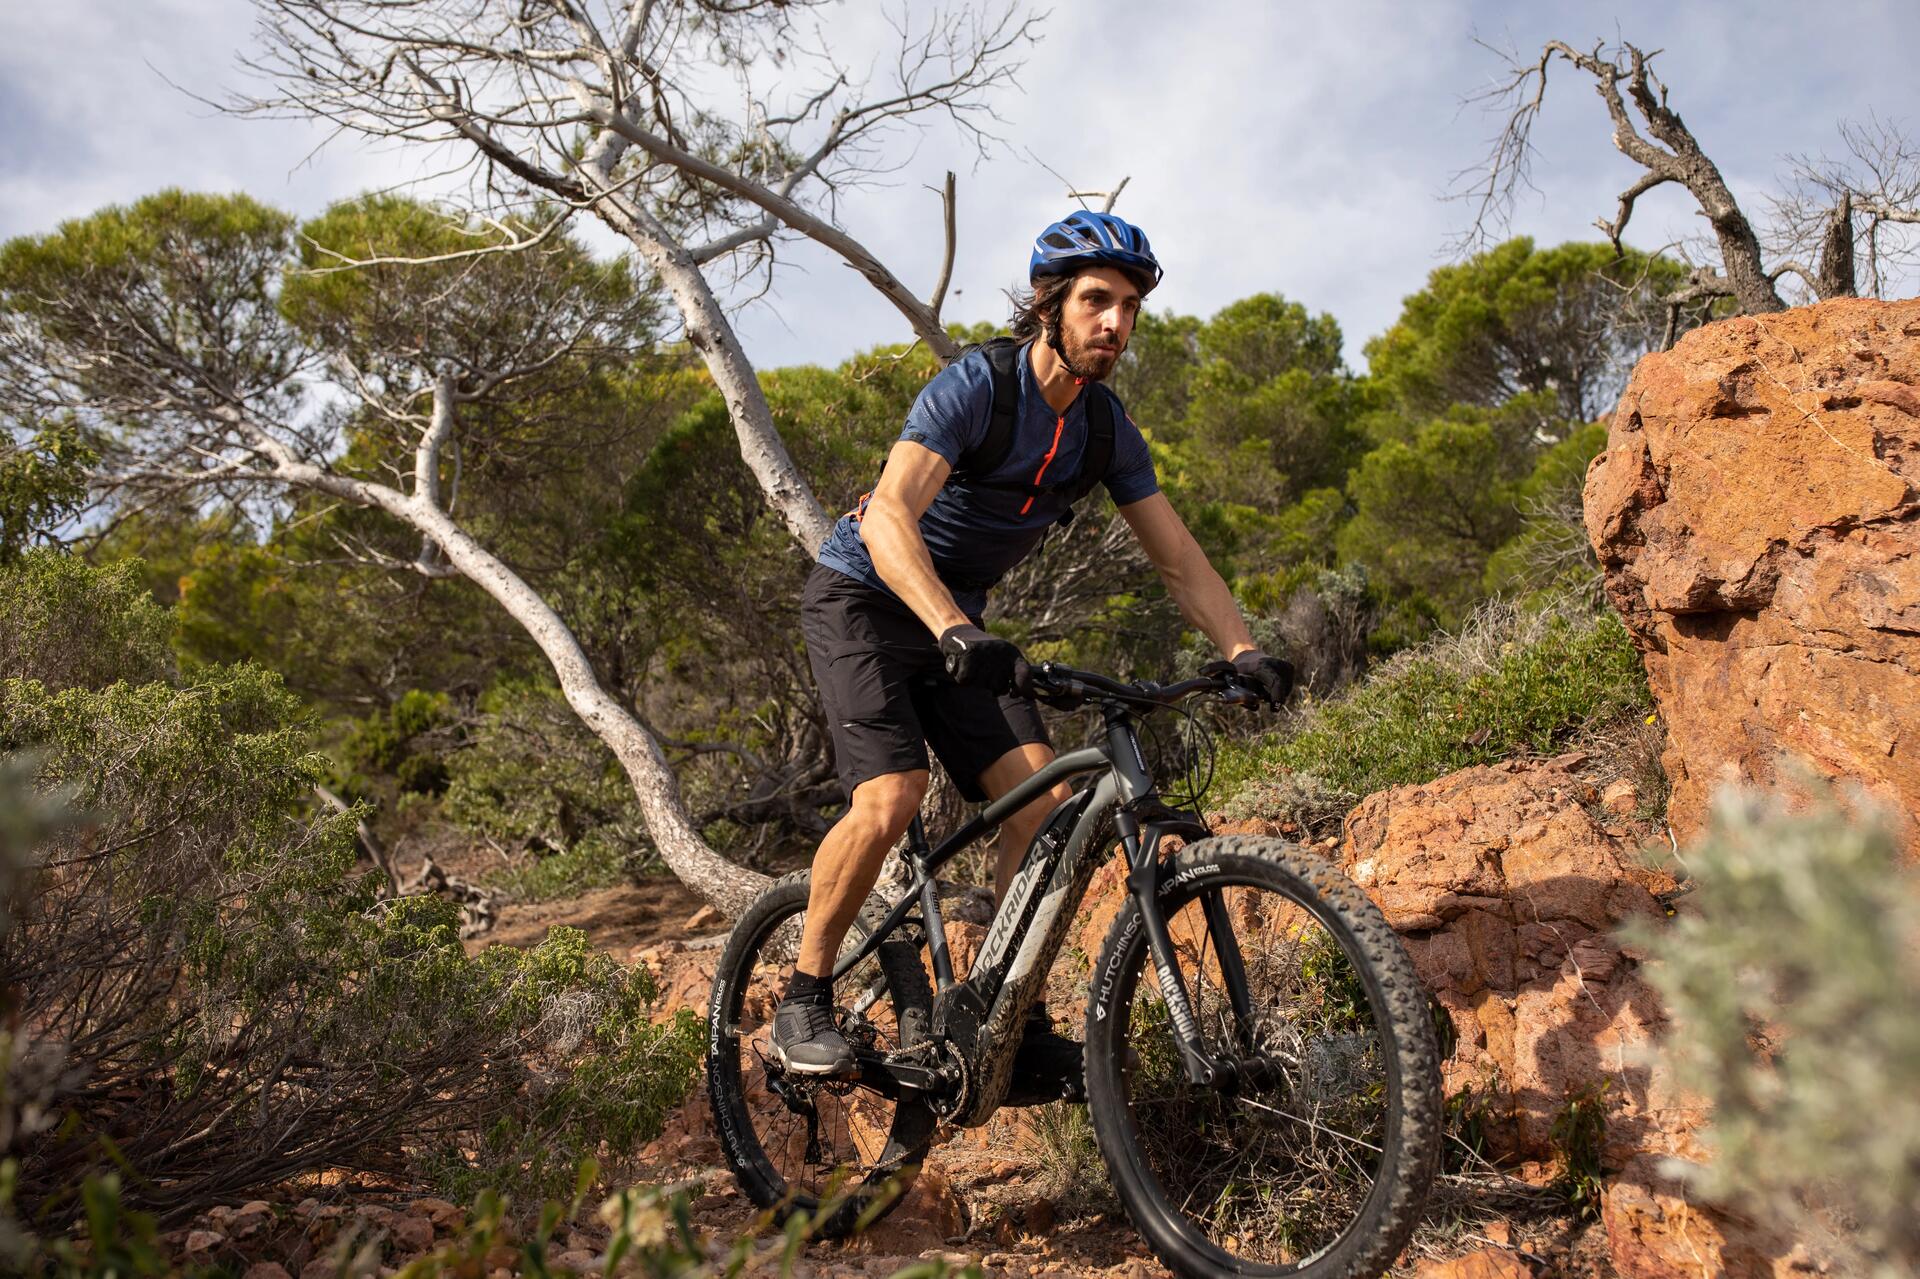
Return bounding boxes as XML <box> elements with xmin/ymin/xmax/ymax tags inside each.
<box><xmin>950</xmin><ymin>337</ymin><xmax>1022</xmax><ymax>481</ymax></box>
<box><xmin>1069</xmin><ymin>385</ymin><xmax>1116</xmax><ymax>505</ymax></box>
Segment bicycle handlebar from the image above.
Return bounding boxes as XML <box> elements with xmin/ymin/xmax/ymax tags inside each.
<box><xmin>1012</xmin><ymin>659</ymin><xmax>1269</xmax><ymax>713</ymax></box>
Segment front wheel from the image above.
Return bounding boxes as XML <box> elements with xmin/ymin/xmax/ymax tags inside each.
<box><xmin>1084</xmin><ymin>837</ymin><xmax>1441</xmax><ymax>1278</ymax></box>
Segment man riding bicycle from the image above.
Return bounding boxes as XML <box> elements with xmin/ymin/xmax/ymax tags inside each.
<box><xmin>777</xmin><ymin>210</ymin><xmax>1295</xmax><ymax>1096</ymax></box>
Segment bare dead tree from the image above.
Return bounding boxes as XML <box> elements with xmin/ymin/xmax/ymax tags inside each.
<box><xmin>1466</xmin><ymin>41</ymin><xmax>1792</xmax><ymax>319</ymax></box>
<box><xmin>1776</xmin><ymin>114</ymin><xmax>1920</xmax><ymax>301</ymax></box>
<box><xmin>1469</xmin><ymin>40</ymin><xmax>1920</xmax><ymax>346</ymax></box>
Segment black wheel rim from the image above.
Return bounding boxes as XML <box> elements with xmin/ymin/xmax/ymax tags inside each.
<box><xmin>714</xmin><ymin>899</ymin><xmax>921</xmax><ymax>1216</ymax></box>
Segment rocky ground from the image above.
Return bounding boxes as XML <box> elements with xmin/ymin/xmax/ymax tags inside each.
<box><xmin>154</xmin><ymin>790</ymin><xmax>1633</xmax><ymax>1279</ymax></box>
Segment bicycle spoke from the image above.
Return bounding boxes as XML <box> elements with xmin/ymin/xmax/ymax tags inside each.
<box><xmin>1115</xmin><ymin>885</ymin><xmax>1393</xmax><ymax>1267</ymax></box>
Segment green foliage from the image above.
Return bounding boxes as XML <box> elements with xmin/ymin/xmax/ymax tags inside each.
<box><xmin>441</xmin><ymin>679</ymin><xmax>655</xmax><ymax>899</ymax></box>
<box><xmin>1215</xmin><ymin>594</ymin><xmax>1651</xmax><ymax>806</ymax></box>
<box><xmin>0</xmin><ymin>421</ymin><xmax>96</xmax><ymax>562</ymax></box>
<box><xmin>283</xmin><ymin>194</ymin><xmax>653</xmax><ymax>396</ymax></box>
<box><xmin>1337</xmin><ymin>409</ymin><xmax>1529</xmax><ymax>622</ymax></box>
<box><xmin>0</xmin><ymin>189</ymin><xmax>302</xmax><ymax>412</ymax></box>
<box><xmin>1364</xmin><ymin>238</ymin><xmax>1683</xmax><ymax>423</ymax></box>
<box><xmin>0</xmin><ymin>547</ymin><xmax>174</xmax><ymax>691</ymax></box>
<box><xmin>1481</xmin><ymin>421</ymin><xmax>1610</xmax><ymax>599</ymax></box>
<box><xmin>0</xmin><ymin>553</ymin><xmax>698</xmax><ymax>1224</ymax></box>
<box><xmin>1549</xmin><ymin>1081</ymin><xmax>1610</xmax><ymax>1219</ymax></box>
<box><xmin>1624</xmin><ymin>780</ymin><xmax>1920</xmax><ymax>1276</ymax></box>
<box><xmin>344</xmin><ymin>688</ymin><xmax>455</xmax><ymax>795</ymax></box>
<box><xmin>1149</xmin><ymin>294</ymin><xmax>1369</xmax><ymax>545</ymax></box>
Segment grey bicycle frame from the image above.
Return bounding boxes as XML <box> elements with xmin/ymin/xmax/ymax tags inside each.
<box><xmin>830</xmin><ymin>708</ymin><xmax>1220</xmax><ymax>1125</ymax></box>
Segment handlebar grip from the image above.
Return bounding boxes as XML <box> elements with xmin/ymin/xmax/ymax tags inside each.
<box><xmin>1010</xmin><ymin>658</ymin><xmax>1036</xmax><ymax>699</ymax></box>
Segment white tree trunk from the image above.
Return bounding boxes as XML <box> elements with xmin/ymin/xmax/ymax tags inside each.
<box><xmin>271</xmin><ymin>411</ymin><xmax>772</xmax><ymax>917</ymax></box>
<box><xmin>410</xmin><ymin>499</ymin><xmax>769</xmax><ymax>916</ymax></box>
<box><xmin>583</xmin><ymin>178</ymin><xmax>833</xmax><ymax>554</ymax></box>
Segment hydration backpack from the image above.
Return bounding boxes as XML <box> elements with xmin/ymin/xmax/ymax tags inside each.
<box><xmin>948</xmin><ymin>337</ymin><xmax>1114</xmax><ymax>528</ymax></box>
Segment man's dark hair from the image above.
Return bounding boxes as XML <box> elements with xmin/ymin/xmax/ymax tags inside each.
<box><xmin>1007</xmin><ymin>273</ymin><xmax>1076</xmax><ymax>341</ymax></box>
<box><xmin>1008</xmin><ymin>265</ymin><xmax>1156</xmax><ymax>341</ymax></box>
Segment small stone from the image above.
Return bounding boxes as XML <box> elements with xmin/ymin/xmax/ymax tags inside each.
<box><xmin>1601</xmin><ymin>779</ymin><xmax>1638</xmax><ymax>816</ymax></box>
<box><xmin>389</xmin><ymin>1215</ymin><xmax>435</xmax><ymax>1254</ymax></box>
<box><xmin>1414</xmin><ymin>1247</ymin><xmax>1534</xmax><ymax>1278</ymax></box>
<box><xmin>685</xmin><ymin>904</ymin><xmax>721</xmax><ymax>930</ymax></box>
<box><xmin>553</xmin><ymin>1249</ymin><xmax>597</xmax><ymax>1271</ymax></box>
<box><xmin>243</xmin><ymin>1264</ymin><xmax>293</xmax><ymax>1279</ymax></box>
<box><xmin>184</xmin><ymin>1230</ymin><xmax>225</xmax><ymax>1254</ymax></box>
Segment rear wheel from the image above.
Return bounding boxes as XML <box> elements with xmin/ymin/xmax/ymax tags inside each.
<box><xmin>1084</xmin><ymin>837</ymin><xmax>1441</xmax><ymax>1277</ymax></box>
<box><xmin>706</xmin><ymin>870</ymin><xmax>936</xmax><ymax>1237</ymax></box>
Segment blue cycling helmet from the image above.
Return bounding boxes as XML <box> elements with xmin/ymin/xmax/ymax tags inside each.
<box><xmin>1029</xmin><ymin>210</ymin><xmax>1162</xmax><ymax>292</ymax></box>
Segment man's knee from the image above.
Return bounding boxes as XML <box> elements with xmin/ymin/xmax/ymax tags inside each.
<box><xmin>844</xmin><ymin>771</ymin><xmax>927</xmax><ymax>843</ymax></box>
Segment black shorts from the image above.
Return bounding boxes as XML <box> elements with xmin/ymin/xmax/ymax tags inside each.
<box><xmin>802</xmin><ymin>564</ymin><xmax>1049</xmax><ymax>803</ymax></box>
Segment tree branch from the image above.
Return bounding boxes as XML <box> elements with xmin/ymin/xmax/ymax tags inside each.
<box><xmin>928</xmin><ymin>170</ymin><xmax>957</xmax><ymax>325</ymax></box>
<box><xmin>578</xmin><ymin>99</ymin><xmax>959</xmax><ymax>358</ymax></box>
<box><xmin>1597</xmin><ymin>172</ymin><xmax>1674</xmax><ymax>254</ymax></box>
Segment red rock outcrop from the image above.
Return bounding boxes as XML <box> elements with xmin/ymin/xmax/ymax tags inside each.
<box><xmin>1334</xmin><ymin>756</ymin><xmax>1816</xmax><ymax>1277</ymax></box>
<box><xmin>1584</xmin><ymin>298</ymin><xmax>1920</xmax><ymax>855</ymax></box>
<box><xmin>1337</xmin><ymin>755</ymin><xmax>1680</xmax><ymax>1164</ymax></box>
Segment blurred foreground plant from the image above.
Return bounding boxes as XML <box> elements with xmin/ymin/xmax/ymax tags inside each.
<box><xmin>1627</xmin><ymin>778</ymin><xmax>1920</xmax><ymax>1276</ymax></box>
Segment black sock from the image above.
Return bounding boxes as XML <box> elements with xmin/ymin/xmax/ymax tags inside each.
<box><xmin>785</xmin><ymin>969</ymin><xmax>833</xmax><ymax>1006</ymax></box>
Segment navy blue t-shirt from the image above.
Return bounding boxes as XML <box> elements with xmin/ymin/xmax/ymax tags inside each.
<box><xmin>816</xmin><ymin>341</ymin><xmax>1159</xmax><ymax>617</ymax></box>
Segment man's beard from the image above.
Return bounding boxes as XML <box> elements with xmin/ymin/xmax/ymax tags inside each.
<box><xmin>1047</xmin><ymin>317</ymin><xmax>1122</xmax><ymax>381</ymax></box>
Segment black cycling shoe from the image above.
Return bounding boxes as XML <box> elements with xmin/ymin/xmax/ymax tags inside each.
<box><xmin>770</xmin><ymin>998</ymin><xmax>855</xmax><ymax>1075</ymax></box>
<box><xmin>1004</xmin><ymin>1007</ymin><xmax>1086</xmax><ymax>1106</ymax></box>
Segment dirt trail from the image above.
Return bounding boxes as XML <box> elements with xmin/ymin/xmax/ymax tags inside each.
<box><xmin>500</xmin><ymin>888</ymin><xmax>1175</xmax><ymax>1279</ymax></box>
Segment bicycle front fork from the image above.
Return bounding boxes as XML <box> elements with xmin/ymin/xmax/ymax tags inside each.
<box><xmin>1115</xmin><ymin>813</ymin><xmax>1264</xmax><ymax>1089</ymax></box>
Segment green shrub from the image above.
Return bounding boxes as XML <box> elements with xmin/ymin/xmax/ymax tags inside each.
<box><xmin>1214</xmin><ymin>593</ymin><xmax>1651</xmax><ymax>810</ymax></box>
<box><xmin>0</xmin><ymin>553</ymin><xmax>699</xmax><ymax>1227</ymax></box>
<box><xmin>342</xmin><ymin>687</ymin><xmax>455</xmax><ymax>795</ymax></box>
<box><xmin>442</xmin><ymin>679</ymin><xmax>655</xmax><ymax>900</ymax></box>
<box><xmin>0</xmin><ymin>547</ymin><xmax>173</xmax><ymax>690</ymax></box>
<box><xmin>1624</xmin><ymin>780</ymin><xmax>1920</xmax><ymax>1277</ymax></box>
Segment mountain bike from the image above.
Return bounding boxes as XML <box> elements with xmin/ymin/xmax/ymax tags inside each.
<box><xmin>706</xmin><ymin>661</ymin><xmax>1441</xmax><ymax>1278</ymax></box>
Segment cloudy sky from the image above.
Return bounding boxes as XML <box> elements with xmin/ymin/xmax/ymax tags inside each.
<box><xmin>3</xmin><ymin>0</ymin><xmax>1916</xmax><ymax>372</ymax></box>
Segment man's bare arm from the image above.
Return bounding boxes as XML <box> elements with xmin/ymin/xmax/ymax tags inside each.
<box><xmin>1118</xmin><ymin>492</ymin><xmax>1258</xmax><ymax>658</ymax></box>
<box><xmin>860</xmin><ymin>440</ymin><xmax>973</xmax><ymax>635</ymax></box>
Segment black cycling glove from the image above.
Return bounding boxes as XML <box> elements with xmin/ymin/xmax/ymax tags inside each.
<box><xmin>939</xmin><ymin>623</ymin><xmax>1025</xmax><ymax>695</ymax></box>
<box><xmin>1205</xmin><ymin>649</ymin><xmax>1295</xmax><ymax>708</ymax></box>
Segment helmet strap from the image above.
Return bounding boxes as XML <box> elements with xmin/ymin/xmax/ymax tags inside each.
<box><xmin>1044</xmin><ymin>307</ymin><xmax>1096</xmax><ymax>380</ymax></box>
